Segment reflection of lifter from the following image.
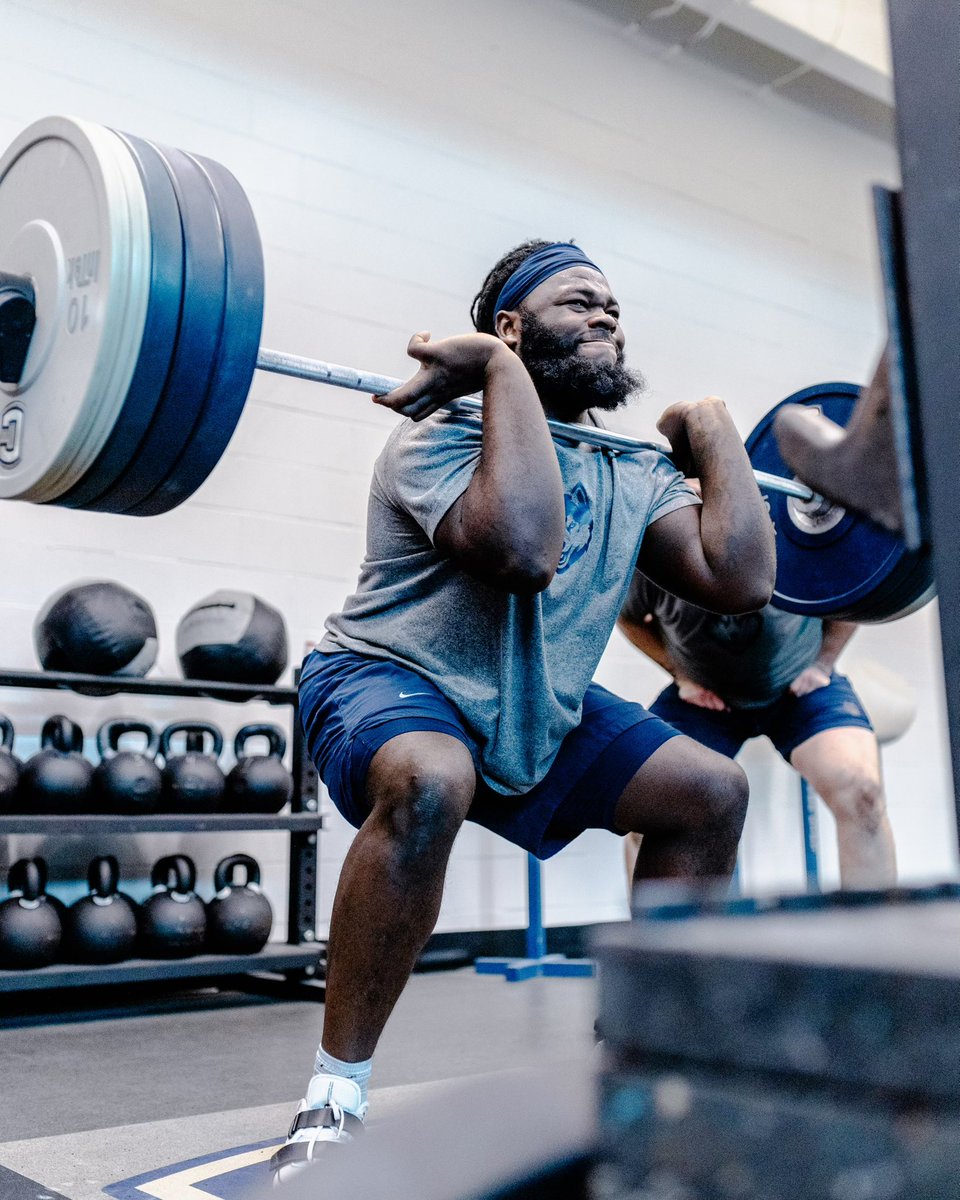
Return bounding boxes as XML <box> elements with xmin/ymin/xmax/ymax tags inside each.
<box><xmin>618</xmin><ymin>571</ymin><xmax>897</xmax><ymax>889</ymax></box>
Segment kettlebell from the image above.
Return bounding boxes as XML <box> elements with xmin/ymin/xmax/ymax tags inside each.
<box><xmin>0</xmin><ymin>858</ymin><xmax>62</xmax><ymax>968</ymax></box>
<box><xmin>64</xmin><ymin>856</ymin><xmax>139</xmax><ymax>964</ymax></box>
<box><xmin>160</xmin><ymin>722</ymin><xmax>226</xmax><ymax>813</ymax></box>
<box><xmin>140</xmin><ymin>854</ymin><xmax>207</xmax><ymax>958</ymax></box>
<box><xmin>0</xmin><ymin>714</ymin><xmax>22</xmax><ymax>812</ymax></box>
<box><xmin>21</xmin><ymin>715</ymin><xmax>94</xmax><ymax>813</ymax></box>
<box><xmin>206</xmin><ymin>854</ymin><xmax>273</xmax><ymax>954</ymax></box>
<box><xmin>225</xmin><ymin>725</ymin><xmax>293</xmax><ymax>813</ymax></box>
<box><xmin>8</xmin><ymin>856</ymin><xmax>67</xmax><ymax>921</ymax></box>
<box><xmin>93</xmin><ymin>719</ymin><xmax>163</xmax><ymax>814</ymax></box>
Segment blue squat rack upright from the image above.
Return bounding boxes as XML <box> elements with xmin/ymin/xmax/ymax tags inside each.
<box><xmin>475</xmin><ymin>853</ymin><xmax>595</xmax><ymax>982</ymax></box>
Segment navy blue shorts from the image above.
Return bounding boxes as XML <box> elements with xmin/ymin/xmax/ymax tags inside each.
<box><xmin>299</xmin><ymin>650</ymin><xmax>681</xmax><ymax>858</ymax></box>
<box><xmin>648</xmin><ymin>672</ymin><xmax>873</xmax><ymax>762</ymax></box>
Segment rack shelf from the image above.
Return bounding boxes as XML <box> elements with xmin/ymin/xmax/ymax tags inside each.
<box><xmin>0</xmin><ymin>667</ymin><xmax>297</xmax><ymax>705</ymax></box>
<box><xmin>0</xmin><ymin>665</ymin><xmax>323</xmax><ymax>999</ymax></box>
<box><xmin>0</xmin><ymin>814</ymin><xmax>323</xmax><ymax>834</ymax></box>
<box><xmin>0</xmin><ymin>944</ymin><xmax>323</xmax><ymax>993</ymax></box>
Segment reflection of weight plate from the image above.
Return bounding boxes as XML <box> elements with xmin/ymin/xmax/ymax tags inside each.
<box><xmin>128</xmin><ymin>151</ymin><xmax>263</xmax><ymax>516</ymax></box>
<box><xmin>57</xmin><ymin>132</ymin><xmax>184</xmax><ymax>509</ymax></box>
<box><xmin>0</xmin><ymin>117</ymin><xmax>150</xmax><ymax>501</ymax></box>
<box><xmin>90</xmin><ymin>142</ymin><xmax>226</xmax><ymax>514</ymax></box>
<box><xmin>747</xmin><ymin>383</ymin><xmax>935</xmax><ymax>621</ymax></box>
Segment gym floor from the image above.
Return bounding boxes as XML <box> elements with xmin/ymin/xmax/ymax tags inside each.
<box><xmin>0</xmin><ymin>967</ymin><xmax>596</xmax><ymax>1199</ymax></box>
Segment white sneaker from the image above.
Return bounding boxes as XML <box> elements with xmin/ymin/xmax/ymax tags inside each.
<box><xmin>271</xmin><ymin>1074</ymin><xmax>366</xmax><ymax>1183</ymax></box>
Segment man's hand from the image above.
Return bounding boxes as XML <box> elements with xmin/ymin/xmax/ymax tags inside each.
<box><xmin>789</xmin><ymin>665</ymin><xmax>832</xmax><ymax>696</ymax></box>
<box><xmin>373</xmin><ymin>331</ymin><xmax>514</xmax><ymax>421</ymax></box>
<box><xmin>639</xmin><ymin>393</ymin><xmax>775</xmax><ymax>614</ymax></box>
<box><xmin>656</xmin><ymin>396</ymin><xmax>728</xmax><ymax>476</ymax></box>
<box><xmin>676</xmin><ymin>675</ymin><xmax>728</xmax><ymax>711</ymax></box>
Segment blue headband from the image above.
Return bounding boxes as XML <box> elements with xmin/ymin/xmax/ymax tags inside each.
<box><xmin>493</xmin><ymin>243</ymin><xmax>603</xmax><ymax>318</ymax></box>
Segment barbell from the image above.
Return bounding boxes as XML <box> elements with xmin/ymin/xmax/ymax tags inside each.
<box><xmin>0</xmin><ymin>116</ymin><xmax>934</xmax><ymax>622</ymax></box>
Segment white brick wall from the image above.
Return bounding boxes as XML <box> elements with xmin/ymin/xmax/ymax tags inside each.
<box><xmin>0</xmin><ymin>0</ymin><xmax>954</xmax><ymax>939</ymax></box>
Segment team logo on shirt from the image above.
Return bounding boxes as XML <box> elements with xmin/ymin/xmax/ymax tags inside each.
<box><xmin>557</xmin><ymin>482</ymin><xmax>593</xmax><ymax>573</ymax></box>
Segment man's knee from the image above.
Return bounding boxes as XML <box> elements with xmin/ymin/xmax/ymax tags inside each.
<box><xmin>368</xmin><ymin>736</ymin><xmax>476</xmax><ymax>860</ymax></box>
<box><xmin>618</xmin><ymin>745</ymin><xmax>749</xmax><ymax>837</ymax></box>
<box><xmin>698</xmin><ymin>759</ymin><xmax>749</xmax><ymax>831</ymax></box>
<box><xmin>822</xmin><ymin>770</ymin><xmax>886</xmax><ymax>834</ymax></box>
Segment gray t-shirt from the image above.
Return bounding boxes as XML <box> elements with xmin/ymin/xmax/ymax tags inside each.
<box><xmin>622</xmin><ymin>574</ymin><xmax>823</xmax><ymax>709</ymax></box>
<box><xmin>321</xmin><ymin>411</ymin><xmax>699</xmax><ymax>793</ymax></box>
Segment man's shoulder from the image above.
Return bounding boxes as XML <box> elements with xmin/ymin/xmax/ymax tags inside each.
<box><xmin>381</xmin><ymin>412</ymin><xmax>482</xmax><ymax>457</ymax></box>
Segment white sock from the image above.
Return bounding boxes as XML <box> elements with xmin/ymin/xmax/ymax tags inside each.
<box><xmin>313</xmin><ymin>1044</ymin><xmax>372</xmax><ymax>1114</ymax></box>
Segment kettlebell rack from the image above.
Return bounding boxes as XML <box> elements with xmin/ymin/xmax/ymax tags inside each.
<box><xmin>0</xmin><ymin>666</ymin><xmax>324</xmax><ymax>998</ymax></box>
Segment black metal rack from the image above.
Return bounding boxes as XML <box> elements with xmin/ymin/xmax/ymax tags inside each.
<box><xmin>0</xmin><ymin>667</ymin><xmax>324</xmax><ymax>997</ymax></box>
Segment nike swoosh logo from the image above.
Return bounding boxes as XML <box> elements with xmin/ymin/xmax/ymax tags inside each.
<box><xmin>398</xmin><ymin>691</ymin><xmax>430</xmax><ymax>699</ymax></box>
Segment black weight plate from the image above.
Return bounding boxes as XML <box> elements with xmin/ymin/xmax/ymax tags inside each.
<box><xmin>86</xmin><ymin>143</ymin><xmax>226</xmax><ymax>514</ymax></box>
<box><xmin>56</xmin><ymin>133</ymin><xmax>184</xmax><ymax>509</ymax></box>
<box><xmin>129</xmin><ymin>152</ymin><xmax>264</xmax><ymax>515</ymax></box>
<box><xmin>747</xmin><ymin>383</ymin><xmax>934</xmax><ymax>621</ymax></box>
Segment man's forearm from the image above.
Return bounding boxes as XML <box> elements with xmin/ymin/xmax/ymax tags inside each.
<box><xmin>814</xmin><ymin>620</ymin><xmax>858</xmax><ymax>671</ymax></box>
<box><xmin>617</xmin><ymin>615</ymin><xmax>675</xmax><ymax>674</ymax></box>
<box><xmin>688</xmin><ymin>403</ymin><xmax>776</xmax><ymax>608</ymax></box>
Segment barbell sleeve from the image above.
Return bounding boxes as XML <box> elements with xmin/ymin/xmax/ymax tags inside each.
<box><xmin>255</xmin><ymin>346</ymin><xmax>818</xmax><ymax>504</ymax></box>
<box><xmin>255</xmin><ymin>347</ymin><xmax>400</xmax><ymax>396</ymax></box>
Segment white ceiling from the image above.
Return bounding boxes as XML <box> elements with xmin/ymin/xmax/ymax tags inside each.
<box><xmin>749</xmin><ymin>0</ymin><xmax>890</xmax><ymax>76</ymax></box>
<box><xmin>579</xmin><ymin>0</ymin><xmax>894</xmax><ymax>136</ymax></box>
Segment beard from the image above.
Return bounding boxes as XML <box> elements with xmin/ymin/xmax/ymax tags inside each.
<box><xmin>517</xmin><ymin>311</ymin><xmax>645</xmax><ymax>421</ymax></box>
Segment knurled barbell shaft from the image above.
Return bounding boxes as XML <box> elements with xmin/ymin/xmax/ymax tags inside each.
<box><xmin>254</xmin><ymin>347</ymin><xmax>818</xmax><ymax>504</ymax></box>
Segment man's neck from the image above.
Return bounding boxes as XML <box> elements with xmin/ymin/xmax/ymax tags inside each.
<box><xmin>541</xmin><ymin>399</ymin><xmax>591</xmax><ymax>426</ymax></box>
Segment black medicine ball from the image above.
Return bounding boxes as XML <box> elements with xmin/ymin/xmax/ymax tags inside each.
<box><xmin>34</xmin><ymin>581</ymin><xmax>158</xmax><ymax>677</ymax></box>
<box><xmin>176</xmin><ymin>591</ymin><xmax>288</xmax><ymax>685</ymax></box>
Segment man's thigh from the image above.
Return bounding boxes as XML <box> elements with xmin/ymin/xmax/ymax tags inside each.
<box><xmin>299</xmin><ymin>650</ymin><xmax>476</xmax><ymax>829</ymax></box>
<box><xmin>790</xmin><ymin>726</ymin><xmax>882</xmax><ymax>796</ymax></box>
<box><xmin>611</xmin><ymin>733</ymin><xmax>747</xmax><ymax>836</ymax></box>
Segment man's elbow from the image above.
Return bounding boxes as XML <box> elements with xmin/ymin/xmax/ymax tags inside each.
<box><xmin>722</xmin><ymin>535</ymin><xmax>776</xmax><ymax>612</ymax></box>
<box><xmin>456</xmin><ymin>540</ymin><xmax>558</xmax><ymax>595</ymax></box>
<box><xmin>497</xmin><ymin>553</ymin><xmax>557</xmax><ymax>596</ymax></box>
<box><xmin>723</xmin><ymin>571</ymin><xmax>775</xmax><ymax>614</ymax></box>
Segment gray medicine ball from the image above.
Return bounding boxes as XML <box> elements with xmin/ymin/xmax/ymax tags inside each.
<box><xmin>176</xmin><ymin>591</ymin><xmax>289</xmax><ymax>685</ymax></box>
<box><xmin>34</xmin><ymin>581</ymin><xmax>158</xmax><ymax>676</ymax></box>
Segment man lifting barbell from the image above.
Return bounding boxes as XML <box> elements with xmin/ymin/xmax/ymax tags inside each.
<box><xmin>276</xmin><ymin>239</ymin><xmax>776</xmax><ymax>1178</ymax></box>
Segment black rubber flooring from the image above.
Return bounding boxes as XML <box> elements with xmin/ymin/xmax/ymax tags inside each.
<box><xmin>0</xmin><ymin>968</ymin><xmax>596</xmax><ymax>1143</ymax></box>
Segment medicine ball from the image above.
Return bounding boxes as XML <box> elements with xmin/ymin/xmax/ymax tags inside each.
<box><xmin>176</xmin><ymin>591</ymin><xmax>288</xmax><ymax>685</ymax></box>
<box><xmin>34</xmin><ymin>581</ymin><xmax>158</xmax><ymax>677</ymax></box>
